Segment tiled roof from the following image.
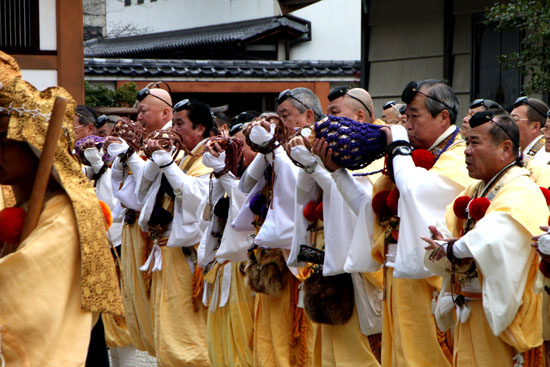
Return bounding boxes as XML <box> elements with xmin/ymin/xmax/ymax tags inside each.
<box><xmin>84</xmin><ymin>15</ymin><xmax>310</xmax><ymax>58</ymax></box>
<box><xmin>84</xmin><ymin>58</ymin><xmax>361</xmax><ymax>80</ymax></box>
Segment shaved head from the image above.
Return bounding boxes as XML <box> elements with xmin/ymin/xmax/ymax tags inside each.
<box><xmin>137</xmin><ymin>88</ymin><xmax>173</xmax><ymax>133</ymax></box>
<box><xmin>344</xmin><ymin>88</ymin><xmax>374</xmax><ymax>121</ymax></box>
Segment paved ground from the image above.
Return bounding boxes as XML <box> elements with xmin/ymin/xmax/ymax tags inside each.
<box><xmin>136</xmin><ymin>350</ymin><xmax>157</xmax><ymax>367</ymax></box>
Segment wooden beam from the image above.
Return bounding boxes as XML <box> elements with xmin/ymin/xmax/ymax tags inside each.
<box><xmin>12</xmin><ymin>54</ymin><xmax>58</xmax><ymax>70</ymax></box>
<box><xmin>57</xmin><ymin>0</ymin><xmax>84</xmax><ymax>104</ymax></box>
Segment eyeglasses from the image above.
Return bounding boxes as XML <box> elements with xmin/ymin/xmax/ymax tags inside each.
<box><xmin>511</xmin><ymin>116</ymin><xmax>529</xmax><ymax>123</ymax></box>
<box><xmin>173</xmin><ymin>99</ymin><xmax>191</xmax><ymax>112</ymax></box>
<box><xmin>383</xmin><ymin>100</ymin><xmax>396</xmax><ymax>110</ymax></box>
<box><xmin>513</xmin><ymin>96</ymin><xmax>547</xmax><ymax>119</ymax></box>
<box><xmin>401</xmin><ymin>81</ymin><xmax>453</xmax><ymax>111</ymax></box>
<box><xmin>470</xmin><ymin>110</ymin><xmax>519</xmax><ymax>147</ymax></box>
<box><xmin>327</xmin><ymin>86</ymin><xmax>372</xmax><ymax>117</ymax></box>
<box><xmin>137</xmin><ymin>87</ymin><xmax>173</xmax><ymax>108</ymax></box>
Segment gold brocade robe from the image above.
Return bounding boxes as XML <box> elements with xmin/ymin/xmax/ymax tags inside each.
<box><xmin>0</xmin><ymin>194</ymin><xmax>94</xmax><ymax>366</ymax></box>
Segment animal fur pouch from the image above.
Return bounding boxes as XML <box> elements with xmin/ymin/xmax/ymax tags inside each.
<box><xmin>245</xmin><ymin>247</ymin><xmax>290</xmax><ymax>297</ymax></box>
<box><xmin>304</xmin><ymin>268</ymin><xmax>354</xmax><ymax>325</ymax></box>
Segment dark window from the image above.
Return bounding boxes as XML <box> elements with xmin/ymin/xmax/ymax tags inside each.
<box><xmin>151</xmin><ymin>0</ymin><xmax>157</xmax><ymax>2</ymax></box>
<box><xmin>471</xmin><ymin>14</ymin><xmax>522</xmax><ymax>108</ymax></box>
<box><xmin>0</xmin><ymin>0</ymin><xmax>39</xmax><ymax>53</ymax></box>
<box><xmin>137</xmin><ymin>0</ymin><xmax>144</xmax><ymax>4</ymax></box>
<box><xmin>125</xmin><ymin>0</ymin><xmax>131</xmax><ymax>6</ymax></box>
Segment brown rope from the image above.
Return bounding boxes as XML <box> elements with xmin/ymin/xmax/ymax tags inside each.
<box><xmin>243</xmin><ymin>114</ymin><xmax>287</xmax><ymax>154</ymax></box>
<box><xmin>143</xmin><ymin>129</ymin><xmax>189</xmax><ymax>159</ymax></box>
<box><xmin>109</xmin><ymin>117</ymin><xmax>144</xmax><ymax>152</ymax></box>
<box><xmin>206</xmin><ymin>136</ymin><xmax>244</xmax><ymax>176</ymax></box>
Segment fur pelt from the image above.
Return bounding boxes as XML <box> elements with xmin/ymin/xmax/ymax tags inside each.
<box><xmin>303</xmin><ymin>270</ymin><xmax>354</xmax><ymax>325</ymax></box>
<box><xmin>245</xmin><ymin>247</ymin><xmax>290</xmax><ymax>297</ymax></box>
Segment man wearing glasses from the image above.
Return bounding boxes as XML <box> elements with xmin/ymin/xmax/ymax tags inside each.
<box><xmin>510</xmin><ymin>96</ymin><xmax>550</xmax><ymax>164</ymax></box>
<box><xmin>510</xmin><ymin>97</ymin><xmax>550</xmax><ymax>187</ymax></box>
<box><xmin>277</xmin><ymin>87</ymin><xmax>323</xmax><ymax>130</ymax></box>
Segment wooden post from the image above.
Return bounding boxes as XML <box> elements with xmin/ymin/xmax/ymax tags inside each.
<box><xmin>19</xmin><ymin>96</ymin><xmax>67</xmax><ymax>242</ymax></box>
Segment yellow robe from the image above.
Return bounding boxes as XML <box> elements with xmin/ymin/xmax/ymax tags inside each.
<box><xmin>308</xmin><ymin>222</ymin><xmax>381</xmax><ymax>367</ymax></box>
<box><xmin>206</xmin><ymin>262</ymin><xmax>255</xmax><ymax>367</ymax></box>
<box><xmin>0</xmin><ymin>194</ymin><xmax>93</xmax><ymax>366</ymax></box>
<box><xmin>253</xmin><ymin>276</ymin><xmax>314</xmax><ymax>367</ymax></box>
<box><xmin>150</xmin><ymin>151</ymin><xmax>212</xmax><ymax>367</ymax></box>
<box><xmin>373</xmin><ymin>139</ymin><xmax>471</xmax><ymax>367</ymax></box>
<box><xmin>443</xmin><ymin>167</ymin><xmax>547</xmax><ymax>366</ymax></box>
<box><xmin>120</xmin><ymin>221</ymin><xmax>156</xmax><ymax>355</ymax></box>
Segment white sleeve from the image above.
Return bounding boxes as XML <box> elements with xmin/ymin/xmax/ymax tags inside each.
<box><xmin>239</xmin><ymin>153</ymin><xmax>267</xmax><ymax>193</ymax></box>
<box><xmin>452</xmin><ymin>239</ymin><xmax>473</xmax><ymax>259</ymax></box>
<box><xmin>162</xmin><ymin>162</ymin><xmax>209</xmax><ymax>203</ymax></box>
<box><xmin>110</xmin><ymin>157</ymin><xmax>124</xmax><ymax>194</ymax></box>
<box><xmin>217</xmin><ymin>171</ymin><xmax>239</xmax><ymax>196</ymax></box>
<box><xmin>392</xmin><ymin>154</ymin><xmax>465</xmax><ymax>279</ymax></box>
<box><xmin>127</xmin><ymin>153</ymin><xmax>145</xmax><ymax>177</ymax></box>
<box><xmin>136</xmin><ymin>160</ymin><xmax>160</xmax><ymax>205</ymax></box>
<box><xmin>253</xmin><ymin>148</ymin><xmax>299</xmax><ymax>250</ymax></box>
<box><xmin>331</xmin><ymin>168</ymin><xmax>369</xmax><ymax>215</ymax></box>
<box><xmin>164</xmin><ymin>162</ymin><xmax>210</xmax><ymax>247</ymax></box>
<box><xmin>459</xmin><ymin>212</ymin><xmax>533</xmax><ymax>336</ymax></box>
<box><xmin>83</xmin><ymin>148</ymin><xmax>105</xmax><ymax>174</ymax></box>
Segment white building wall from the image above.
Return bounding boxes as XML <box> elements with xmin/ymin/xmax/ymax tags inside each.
<box><xmin>21</xmin><ymin>70</ymin><xmax>58</xmax><ymax>91</ymax></box>
<box><xmin>106</xmin><ymin>0</ymin><xmax>281</xmax><ymax>36</ymax></box>
<box><xmin>39</xmin><ymin>0</ymin><xmax>57</xmax><ymax>50</ymax></box>
<box><xmin>289</xmin><ymin>0</ymin><xmax>361</xmax><ymax>61</ymax></box>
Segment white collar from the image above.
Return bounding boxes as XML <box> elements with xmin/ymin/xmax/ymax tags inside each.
<box><xmin>161</xmin><ymin>120</ymin><xmax>172</xmax><ymax>130</ymax></box>
<box><xmin>428</xmin><ymin>125</ymin><xmax>456</xmax><ymax>152</ymax></box>
<box><xmin>523</xmin><ymin>135</ymin><xmax>543</xmax><ymax>155</ymax></box>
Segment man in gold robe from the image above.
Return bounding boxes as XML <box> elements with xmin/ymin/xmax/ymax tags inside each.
<box><xmin>0</xmin><ymin>51</ymin><xmax>122</xmax><ymax>366</ymax></box>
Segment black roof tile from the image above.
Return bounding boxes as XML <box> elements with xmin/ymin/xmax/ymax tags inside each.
<box><xmin>84</xmin><ymin>58</ymin><xmax>360</xmax><ymax>79</ymax></box>
<box><xmin>84</xmin><ymin>15</ymin><xmax>310</xmax><ymax>58</ymax></box>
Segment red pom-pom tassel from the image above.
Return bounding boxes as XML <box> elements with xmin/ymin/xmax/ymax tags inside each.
<box><xmin>303</xmin><ymin>201</ymin><xmax>318</xmax><ymax>222</ymax></box>
<box><xmin>412</xmin><ymin>149</ymin><xmax>435</xmax><ymax>170</ymax></box>
<box><xmin>316</xmin><ymin>202</ymin><xmax>324</xmax><ymax>222</ymax></box>
<box><xmin>453</xmin><ymin>196</ymin><xmax>471</xmax><ymax>220</ymax></box>
<box><xmin>386</xmin><ymin>188</ymin><xmax>400</xmax><ymax>216</ymax></box>
<box><xmin>372</xmin><ymin>190</ymin><xmax>392</xmax><ymax>217</ymax></box>
<box><xmin>540</xmin><ymin>187</ymin><xmax>550</xmax><ymax>206</ymax></box>
<box><xmin>0</xmin><ymin>207</ymin><xmax>26</xmax><ymax>244</ymax></box>
<box><xmin>469</xmin><ymin>197</ymin><xmax>491</xmax><ymax>221</ymax></box>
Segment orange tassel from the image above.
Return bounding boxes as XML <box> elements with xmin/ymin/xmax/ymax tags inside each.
<box><xmin>98</xmin><ymin>200</ymin><xmax>113</xmax><ymax>229</ymax></box>
<box><xmin>191</xmin><ymin>264</ymin><xmax>205</xmax><ymax>312</ymax></box>
<box><xmin>368</xmin><ymin>333</ymin><xmax>382</xmax><ymax>364</ymax></box>
<box><xmin>523</xmin><ymin>345</ymin><xmax>543</xmax><ymax>367</ymax></box>
<box><xmin>436</xmin><ymin>325</ymin><xmax>453</xmax><ymax>364</ymax></box>
<box><xmin>289</xmin><ymin>278</ymin><xmax>308</xmax><ymax>367</ymax></box>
